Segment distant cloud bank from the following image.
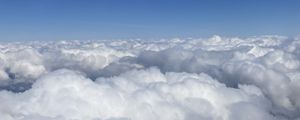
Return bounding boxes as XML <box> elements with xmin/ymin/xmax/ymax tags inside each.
<box><xmin>0</xmin><ymin>35</ymin><xmax>300</xmax><ymax>120</ymax></box>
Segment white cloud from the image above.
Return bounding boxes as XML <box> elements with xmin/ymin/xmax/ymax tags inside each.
<box><xmin>0</xmin><ymin>35</ymin><xmax>299</xmax><ymax>119</ymax></box>
<box><xmin>0</xmin><ymin>69</ymin><xmax>273</xmax><ymax>120</ymax></box>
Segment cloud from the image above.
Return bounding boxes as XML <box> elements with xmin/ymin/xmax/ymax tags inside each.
<box><xmin>0</xmin><ymin>35</ymin><xmax>299</xmax><ymax>119</ymax></box>
<box><xmin>0</xmin><ymin>68</ymin><xmax>274</xmax><ymax>120</ymax></box>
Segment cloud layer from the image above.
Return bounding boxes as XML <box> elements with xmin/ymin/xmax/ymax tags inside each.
<box><xmin>0</xmin><ymin>35</ymin><xmax>300</xmax><ymax>119</ymax></box>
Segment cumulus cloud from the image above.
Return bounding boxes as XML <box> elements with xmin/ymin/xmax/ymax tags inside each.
<box><xmin>0</xmin><ymin>68</ymin><xmax>274</xmax><ymax>120</ymax></box>
<box><xmin>0</xmin><ymin>35</ymin><xmax>300</xmax><ymax>119</ymax></box>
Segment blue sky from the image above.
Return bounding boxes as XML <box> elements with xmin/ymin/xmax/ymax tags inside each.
<box><xmin>0</xmin><ymin>0</ymin><xmax>299</xmax><ymax>41</ymax></box>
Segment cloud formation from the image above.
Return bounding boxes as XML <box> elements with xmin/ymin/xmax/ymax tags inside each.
<box><xmin>0</xmin><ymin>35</ymin><xmax>300</xmax><ymax>119</ymax></box>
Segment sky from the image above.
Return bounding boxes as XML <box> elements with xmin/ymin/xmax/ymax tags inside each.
<box><xmin>0</xmin><ymin>0</ymin><xmax>299</xmax><ymax>41</ymax></box>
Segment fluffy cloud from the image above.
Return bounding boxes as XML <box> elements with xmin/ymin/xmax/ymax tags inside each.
<box><xmin>0</xmin><ymin>68</ymin><xmax>274</xmax><ymax>120</ymax></box>
<box><xmin>0</xmin><ymin>35</ymin><xmax>300</xmax><ymax>119</ymax></box>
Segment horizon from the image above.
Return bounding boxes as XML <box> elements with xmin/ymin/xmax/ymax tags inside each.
<box><xmin>0</xmin><ymin>34</ymin><xmax>297</xmax><ymax>43</ymax></box>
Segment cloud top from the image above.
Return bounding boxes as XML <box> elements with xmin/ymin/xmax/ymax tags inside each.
<box><xmin>0</xmin><ymin>35</ymin><xmax>300</xmax><ymax>119</ymax></box>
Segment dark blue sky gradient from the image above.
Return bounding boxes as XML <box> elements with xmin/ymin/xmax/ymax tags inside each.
<box><xmin>0</xmin><ymin>0</ymin><xmax>299</xmax><ymax>41</ymax></box>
